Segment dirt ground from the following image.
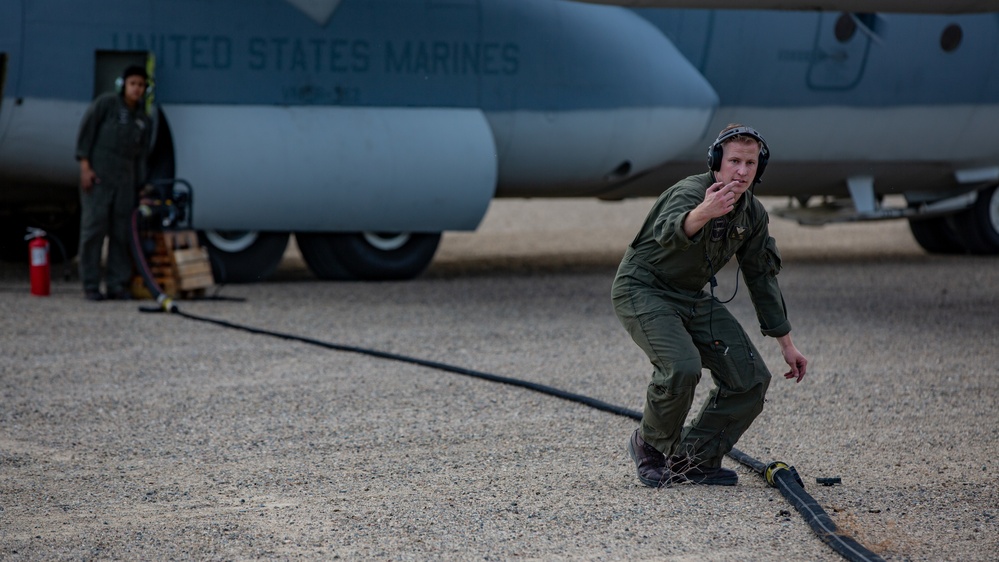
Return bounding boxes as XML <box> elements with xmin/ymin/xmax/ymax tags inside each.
<box><xmin>1</xmin><ymin>197</ymin><xmax>996</xmax><ymax>560</ymax></box>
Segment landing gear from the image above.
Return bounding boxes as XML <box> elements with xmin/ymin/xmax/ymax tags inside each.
<box><xmin>908</xmin><ymin>185</ymin><xmax>999</xmax><ymax>255</ymax></box>
<box><xmin>194</xmin><ymin>230</ymin><xmax>439</xmax><ymax>283</ymax></box>
<box><xmin>295</xmin><ymin>232</ymin><xmax>441</xmax><ymax>281</ymax></box>
<box><xmin>907</xmin><ymin>216</ymin><xmax>964</xmax><ymax>254</ymax></box>
<box><xmin>198</xmin><ymin>230</ymin><xmax>289</xmax><ymax>283</ymax></box>
<box><xmin>949</xmin><ymin>184</ymin><xmax>999</xmax><ymax>254</ymax></box>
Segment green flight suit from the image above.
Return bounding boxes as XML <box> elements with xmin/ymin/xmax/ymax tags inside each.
<box><xmin>75</xmin><ymin>92</ymin><xmax>151</xmax><ymax>294</ymax></box>
<box><xmin>612</xmin><ymin>172</ymin><xmax>790</xmax><ymax>468</ymax></box>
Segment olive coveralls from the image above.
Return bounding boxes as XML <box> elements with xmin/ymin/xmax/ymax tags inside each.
<box><xmin>612</xmin><ymin>172</ymin><xmax>790</xmax><ymax>468</ymax></box>
<box><xmin>75</xmin><ymin>93</ymin><xmax>151</xmax><ymax>295</ymax></box>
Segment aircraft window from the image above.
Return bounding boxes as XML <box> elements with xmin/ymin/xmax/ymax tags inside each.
<box><xmin>941</xmin><ymin>24</ymin><xmax>963</xmax><ymax>53</ymax></box>
<box><xmin>834</xmin><ymin>13</ymin><xmax>856</xmax><ymax>43</ymax></box>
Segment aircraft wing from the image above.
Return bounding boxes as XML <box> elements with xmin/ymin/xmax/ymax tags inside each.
<box><xmin>572</xmin><ymin>0</ymin><xmax>995</xmax><ymax>14</ymax></box>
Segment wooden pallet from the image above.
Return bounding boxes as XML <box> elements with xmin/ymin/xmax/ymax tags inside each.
<box><xmin>132</xmin><ymin>230</ymin><xmax>214</xmax><ymax>299</ymax></box>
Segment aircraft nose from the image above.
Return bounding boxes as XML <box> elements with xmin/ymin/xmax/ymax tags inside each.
<box><xmin>483</xmin><ymin>1</ymin><xmax>718</xmax><ymax>196</ymax></box>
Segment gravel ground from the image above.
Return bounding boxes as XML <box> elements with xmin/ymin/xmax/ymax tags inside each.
<box><xmin>1</xmin><ymin>197</ymin><xmax>996</xmax><ymax>561</ymax></box>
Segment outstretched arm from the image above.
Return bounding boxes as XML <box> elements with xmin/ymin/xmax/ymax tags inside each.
<box><xmin>776</xmin><ymin>333</ymin><xmax>807</xmax><ymax>383</ymax></box>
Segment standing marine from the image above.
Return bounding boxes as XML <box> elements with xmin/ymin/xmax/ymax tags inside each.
<box><xmin>75</xmin><ymin>65</ymin><xmax>152</xmax><ymax>301</ymax></box>
<box><xmin>612</xmin><ymin>124</ymin><xmax>808</xmax><ymax>487</ymax></box>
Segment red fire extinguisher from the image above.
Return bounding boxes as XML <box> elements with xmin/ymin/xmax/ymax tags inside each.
<box><xmin>26</xmin><ymin>227</ymin><xmax>50</xmax><ymax>297</ymax></box>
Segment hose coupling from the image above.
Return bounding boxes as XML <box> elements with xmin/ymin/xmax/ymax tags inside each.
<box><xmin>764</xmin><ymin>461</ymin><xmax>804</xmax><ymax>488</ymax></box>
<box><xmin>156</xmin><ymin>294</ymin><xmax>178</xmax><ymax>313</ymax></box>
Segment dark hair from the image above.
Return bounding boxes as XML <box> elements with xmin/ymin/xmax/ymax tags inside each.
<box><xmin>121</xmin><ymin>65</ymin><xmax>148</xmax><ymax>82</ymax></box>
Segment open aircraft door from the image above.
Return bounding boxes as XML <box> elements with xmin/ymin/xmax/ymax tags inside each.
<box><xmin>93</xmin><ymin>51</ymin><xmax>175</xmax><ymax>187</ymax></box>
<box><xmin>94</xmin><ymin>50</ymin><xmax>154</xmax><ymax>102</ymax></box>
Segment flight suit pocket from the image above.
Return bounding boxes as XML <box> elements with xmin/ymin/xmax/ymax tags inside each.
<box><xmin>763</xmin><ymin>235</ymin><xmax>782</xmax><ymax>277</ymax></box>
<box><xmin>702</xmin><ymin>331</ymin><xmax>760</xmax><ymax>393</ymax></box>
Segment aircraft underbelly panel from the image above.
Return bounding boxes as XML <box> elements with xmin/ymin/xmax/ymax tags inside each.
<box><xmin>705</xmin><ymin>105</ymin><xmax>999</xmax><ymax>163</ymax></box>
<box><xmin>165</xmin><ymin>105</ymin><xmax>497</xmax><ymax>232</ymax></box>
<box><xmin>488</xmin><ymin>105</ymin><xmax>713</xmax><ymax>195</ymax></box>
<box><xmin>0</xmin><ymin>98</ymin><xmax>82</xmax><ymax>186</ymax></box>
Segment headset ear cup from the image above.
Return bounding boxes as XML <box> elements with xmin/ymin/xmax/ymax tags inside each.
<box><xmin>755</xmin><ymin>150</ymin><xmax>769</xmax><ymax>183</ymax></box>
<box><xmin>754</xmin><ymin>140</ymin><xmax>770</xmax><ymax>183</ymax></box>
<box><xmin>707</xmin><ymin>142</ymin><xmax>723</xmax><ymax>171</ymax></box>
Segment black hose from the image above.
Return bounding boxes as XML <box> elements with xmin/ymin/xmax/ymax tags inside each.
<box><xmin>127</xmin><ymin>219</ymin><xmax>884</xmax><ymax>562</ymax></box>
<box><xmin>128</xmin><ymin>209</ymin><xmax>177</xmax><ymax>313</ymax></box>
<box><xmin>771</xmin><ymin>468</ymin><xmax>885</xmax><ymax>562</ymax></box>
<box><xmin>158</xmin><ymin>308</ymin><xmax>885</xmax><ymax>561</ymax></box>
<box><xmin>726</xmin><ymin>449</ymin><xmax>885</xmax><ymax>561</ymax></box>
<box><xmin>173</xmin><ymin>309</ymin><xmax>640</xmax><ymax>419</ymax></box>
<box><xmin>726</xmin><ymin>446</ymin><xmax>768</xmax><ymax>474</ymax></box>
<box><xmin>44</xmin><ymin>230</ymin><xmax>72</xmax><ymax>281</ymax></box>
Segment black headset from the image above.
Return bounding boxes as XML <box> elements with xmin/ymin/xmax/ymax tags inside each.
<box><xmin>706</xmin><ymin>126</ymin><xmax>770</xmax><ymax>184</ymax></box>
<box><xmin>115</xmin><ymin>66</ymin><xmax>151</xmax><ymax>96</ymax></box>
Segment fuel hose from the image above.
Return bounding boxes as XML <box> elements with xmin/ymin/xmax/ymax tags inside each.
<box><xmin>129</xmin><ymin>208</ymin><xmax>178</xmax><ymax>313</ymax></box>
<box><xmin>726</xmin><ymin>449</ymin><xmax>885</xmax><ymax>562</ymax></box>
<box><xmin>158</xmin><ymin>307</ymin><xmax>886</xmax><ymax>562</ymax></box>
<box><xmin>128</xmin><ymin>234</ymin><xmax>884</xmax><ymax>561</ymax></box>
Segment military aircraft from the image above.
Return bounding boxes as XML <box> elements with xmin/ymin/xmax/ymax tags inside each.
<box><xmin>0</xmin><ymin>0</ymin><xmax>996</xmax><ymax>282</ymax></box>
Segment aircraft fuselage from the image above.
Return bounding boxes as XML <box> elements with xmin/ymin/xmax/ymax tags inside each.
<box><xmin>1</xmin><ymin>0</ymin><xmax>997</xmax><ymax>278</ymax></box>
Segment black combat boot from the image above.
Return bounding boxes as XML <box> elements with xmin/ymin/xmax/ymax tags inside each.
<box><xmin>627</xmin><ymin>428</ymin><xmax>670</xmax><ymax>488</ymax></box>
<box><xmin>669</xmin><ymin>456</ymin><xmax>738</xmax><ymax>486</ymax></box>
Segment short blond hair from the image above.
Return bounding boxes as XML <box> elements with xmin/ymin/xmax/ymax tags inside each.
<box><xmin>718</xmin><ymin>123</ymin><xmax>762</xmax><ymax>151</ymax></box>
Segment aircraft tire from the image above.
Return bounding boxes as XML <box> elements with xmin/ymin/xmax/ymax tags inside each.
<box><xmin>296</xmin><ymin>232</ymin><xmax>441</xmax><ymax>281</ymax></box>
<box><xmin>949</xmin><ymin>184</ymin><xmax>999</xmax><ymax>255</ymax></box>
<box><xmin>294</xmin><ymin>233</ymin><xmax>353</xmax><ymax>281</ymax></box>
<box><xmin>198</xmin><ymin>231</ymin><xmax>289</xmax><ymax>283</ymax></box>
<box><xmin>907</xmin><ymin>215</ymin><xmax>965</xmax><ymax>255</ymax></box>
